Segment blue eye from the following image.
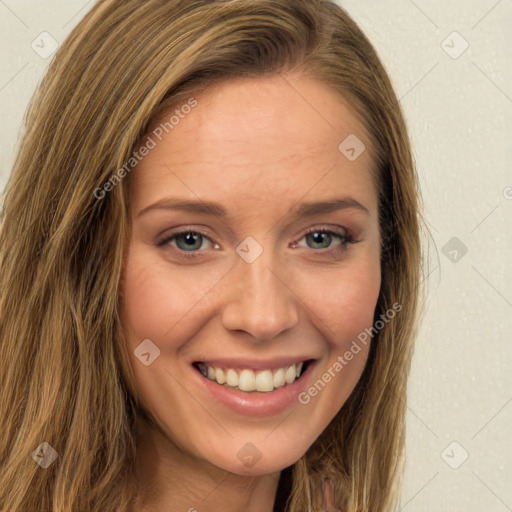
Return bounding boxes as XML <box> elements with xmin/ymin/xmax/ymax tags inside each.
<box><xmin>156</xmin><ymin>230</ymin><xmax>216</xmax><ymax>253</ymax></box>
<box><xmin>294</xmin><ymin>227</ymin><xmax>355</xmax><ymax>255</ymax></box>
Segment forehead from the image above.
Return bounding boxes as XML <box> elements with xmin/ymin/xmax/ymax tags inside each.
<box><xmin>131</xmin><ymin>74</ymin><xmax>378</xmax><ymax>216</ymax></box>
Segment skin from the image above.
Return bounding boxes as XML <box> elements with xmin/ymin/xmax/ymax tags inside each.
<box><xmin>120</xmin><ymin>72</ymin><xmax>381</xmax><ymax>512</ymax></box>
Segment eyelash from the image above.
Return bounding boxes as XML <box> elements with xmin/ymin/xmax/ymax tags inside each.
<box><xmin>156</xmin><ymin>226</ymin><xmax>357</xmax><ymax>259</ymax></box>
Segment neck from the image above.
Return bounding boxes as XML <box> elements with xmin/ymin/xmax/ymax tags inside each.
<box><xmin>129</xmin><ymin>416</ymin><xmax>282</xmax><ymax>512</ymax></box>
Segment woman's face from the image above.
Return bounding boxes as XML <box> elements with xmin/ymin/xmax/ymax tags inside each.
<box><xmin>120</xmin><ymin>73</ymin><xmax>381</xmax><ymax>475</ymax></box>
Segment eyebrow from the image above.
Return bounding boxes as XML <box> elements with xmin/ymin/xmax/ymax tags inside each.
<box><xmin>137</xmin><ymin>196</ymin><xmax>370</xmax><ymax>219</ymax></box>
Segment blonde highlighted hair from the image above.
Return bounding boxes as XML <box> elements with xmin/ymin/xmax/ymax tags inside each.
<box><xmin>0</xmin><ymin>1</ymin><xmax>423</xmax><ymax>510</ymax></box>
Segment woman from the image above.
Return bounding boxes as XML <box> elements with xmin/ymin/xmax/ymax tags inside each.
<box><xmin>0</xmin><ymin>1</ymin><xmax>423</xmax><ymax>511</ymax></box>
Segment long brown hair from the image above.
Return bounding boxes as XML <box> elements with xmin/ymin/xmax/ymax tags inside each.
<box><xmin>0</xmin><ymin>1</ymin><xmax>423</xmax><ymax>510</ymax></box>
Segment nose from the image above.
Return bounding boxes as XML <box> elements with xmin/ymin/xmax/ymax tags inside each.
<box><xmin>220</xmin><ymin>247</ymin><xmax>299</xmax><ymax>341</ymax></box>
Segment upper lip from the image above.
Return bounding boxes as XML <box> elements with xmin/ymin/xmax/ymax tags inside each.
<box><xmin>193</xmin><ymin>356</ymin><xmax>316</xmax><ymax>371</ymax></box>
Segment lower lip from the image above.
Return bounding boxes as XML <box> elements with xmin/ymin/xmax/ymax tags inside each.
<box><xmin>193</xmin><ymin>362</ymin><xmax>316</xmax><ymax>417</ymax></box>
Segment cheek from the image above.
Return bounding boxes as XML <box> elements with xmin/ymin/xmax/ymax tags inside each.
<box><xmin>293</xmin><ymin>253</ymin><xmax>380</xmax><ymax>414</ymax></box>
<box><xmin>121</xmin><ymin>263</ymin><xmax>173</xmax><ymax>345</ymax></box>
<box><xmin>298</xmin><ymin>257</ymin><xmax>381</xmax><ymax>349</ymax></box>
<box><xmin>120</xmin><ymin>249</ymin><xmax>218</xmax><ymax>348</ymax></box>
<box><xmin>119</xmin><ymin>250</ymin><xmax>212</xmax><ymax>410</ymax></box>
<box><xmin>332</xmin><ymin>270</ymin><xmax>380</xmax><ymax>346</ymax></box>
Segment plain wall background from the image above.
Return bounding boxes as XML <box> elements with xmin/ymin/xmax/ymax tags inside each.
<box><xmin>1</xmin><ymin>1</ymin><xmax>511</xmax><ymax>510</ymax></box>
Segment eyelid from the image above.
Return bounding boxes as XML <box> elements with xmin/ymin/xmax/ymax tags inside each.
<box><xmin>299</xmin><ymin>224</ymin><xmax>350</xmax><ymax>238</ymax></box>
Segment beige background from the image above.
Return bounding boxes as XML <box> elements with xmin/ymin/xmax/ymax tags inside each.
<box><xmin>1</xmin><ymin>1</ymin><xmax>511</xmax><ymax>510</ymax></box>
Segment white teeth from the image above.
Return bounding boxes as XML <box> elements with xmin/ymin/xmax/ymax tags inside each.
<box><xmin>226</xmin><ymin>368</ymin><xmax>239</xmax><ymax>387</ymax></box>
<box><xmin>284</xmin><ymin>365</ymin><xmax>296</xmax><ymax>384</ymax></box>
<box><xmin>255</xmin><ymin>370</ymin><xmax>274</xmax><ymax>392</ymax></box>
<box><xmin>238</xmin><ymin>369</ymin><xmax>256</xmax><ymax>392</ymax></box>
<box><xmin>273</xmin><ymin>367</ymin><xmax>285</xmax><ymax>388</ymax></box>
<box><xmin>198</xmin><ymin>361</ymin><xmax>307</xmax><ymax>392</ymax></box>
<box><xmin>214</xmin><ymin>367</ymin><xmax>226</xmax><ymax>385</ymax></box>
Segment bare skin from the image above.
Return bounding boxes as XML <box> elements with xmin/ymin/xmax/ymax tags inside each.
<box><xmin>120</xmin><ymin>72</ymin><xmax>381</xmax><ymax>511</ymax></box>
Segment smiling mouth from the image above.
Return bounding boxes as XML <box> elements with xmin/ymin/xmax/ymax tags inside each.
<box><xmin>193</xmin><ymin>360</ymin><xmax>312</xmax><ymax>393</ymax></box>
